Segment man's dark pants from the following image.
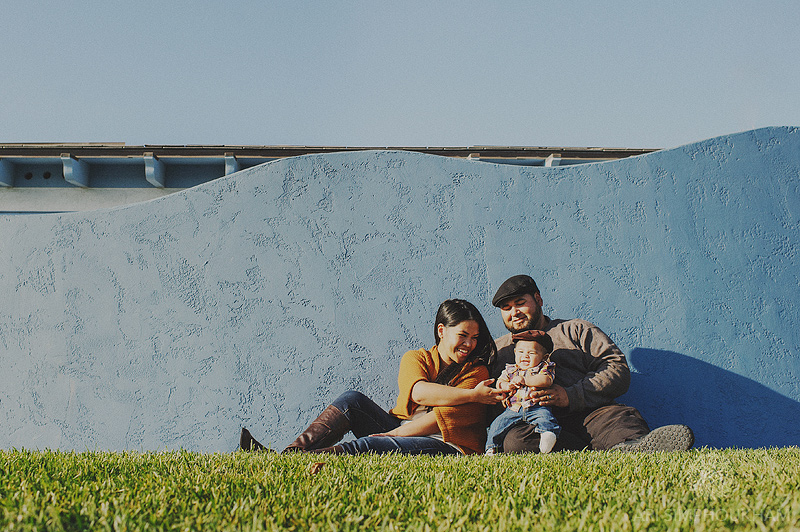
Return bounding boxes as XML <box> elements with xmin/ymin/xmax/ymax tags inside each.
<box><xmin>502</xmin><ymin>403</ymin><xmax>650</xmax><ymax>452</ymax></box>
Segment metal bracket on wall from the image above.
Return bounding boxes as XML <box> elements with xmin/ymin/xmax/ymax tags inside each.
<box><xmin>144</xmin><ymin>152</ymin><xmax>166</xmax><ymax>188</ymax></box>
<box><xmin>61</xmin><ymin>154</ymin><xmax>90</xmax><ymax>187</ymax></box>
<box><xmin>545</xmin><ymin>153</ymin><xmax>562</xmax><ymax>167</ymax></box>
<box><xmin>0</xmin><ymin>159</ymin><xmax>13</xmax><ymax>187</ymax></box>
<box><xmin>224</xmin><ymin>153</ymin><xmax>241</xmax><ymax>175</ymax></box>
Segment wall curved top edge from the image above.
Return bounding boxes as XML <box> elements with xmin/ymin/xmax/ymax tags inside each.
<box><xmin>1</xmin><ymin>126</ymin><xmax>798</xmax><ymax>450</ymax></box>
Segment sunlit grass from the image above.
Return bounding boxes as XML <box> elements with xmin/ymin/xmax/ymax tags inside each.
<box><xmin>2</xmin><ymin>448</ymin><xmax>799</xmax><ymax>531</ymax></box>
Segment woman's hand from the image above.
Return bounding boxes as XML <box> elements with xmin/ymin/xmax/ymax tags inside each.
<box><xmin>472</xmin><ymin>378</ymin><xmax>507</xmax><ymax>404</ymax></box>
<box><xmin>529</xmin><ymin>384</ymin><xmax>569</xmax><ymax>408</ymax></box>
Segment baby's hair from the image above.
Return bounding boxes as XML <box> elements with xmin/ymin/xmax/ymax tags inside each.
<box><xmin>513</xmin><ymin>333</ymin><xmax>554</xmax><ymax>355</ymax></box>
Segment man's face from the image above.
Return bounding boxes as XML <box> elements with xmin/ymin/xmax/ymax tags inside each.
<box><xmin>500</xmin><ymin>292</ymin><xmax>544</xmax><ymax>333</ymax></box>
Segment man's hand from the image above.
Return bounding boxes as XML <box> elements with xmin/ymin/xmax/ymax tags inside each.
<box><xmin>530</xmin><ymin>384</ymin><xmax>569</xmax><ymax>408</ymax></box>
<box><xmin>472</xmin><ymin>379</ymin><xmax>507</xmax><ymax>404</ymax></box>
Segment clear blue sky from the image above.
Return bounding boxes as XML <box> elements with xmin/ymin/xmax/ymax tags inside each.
<box><xmin>2</xmin><ymin>1</ymin><xmax>798</xmax><ymax>149</ymax></box>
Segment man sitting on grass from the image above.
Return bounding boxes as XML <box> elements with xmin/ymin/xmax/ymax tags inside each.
<box><xmin>489</xmin><ymin>274</ymin><xmax>694</xmax><ymax>453</ymax></box>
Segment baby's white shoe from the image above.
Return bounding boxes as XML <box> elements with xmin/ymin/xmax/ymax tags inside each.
<box><xmin>539</xmin><ymin>432</ymin><xmax>557</xmax><ymax>454</ymax></box>
<box><xmin>485</xmin><ymin>448</ymin><xmax>497</xmax><ymax>456</ymax></box>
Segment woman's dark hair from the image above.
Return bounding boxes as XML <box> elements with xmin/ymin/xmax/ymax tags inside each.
<box><xmin>433</xmin><ymin>299</ymin><xmax>497</xmax><ymax>385</ymax></box>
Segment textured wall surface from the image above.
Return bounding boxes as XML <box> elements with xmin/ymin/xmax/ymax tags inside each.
<box><xmin>1</xmin><ymin>127</ymin><xmax>798</xmax><ymax>450</ymax></box>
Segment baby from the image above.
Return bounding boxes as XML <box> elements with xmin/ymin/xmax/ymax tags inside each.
<box><xmin>486</xmin><ymin>330</ymin><xmax>561</xmax><ymax>454</ymax></box>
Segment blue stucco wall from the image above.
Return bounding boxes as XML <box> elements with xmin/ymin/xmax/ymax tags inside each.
<box><xmin>1</xmin><ymin>126</ymin><xmax>798</xmax><ymax>450</ymax></box>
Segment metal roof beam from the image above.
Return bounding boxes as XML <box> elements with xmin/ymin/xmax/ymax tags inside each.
<box><xmin>0</xmin><ymin>144</ymin><xmax>657</xmax><ymax>161</ymax></box>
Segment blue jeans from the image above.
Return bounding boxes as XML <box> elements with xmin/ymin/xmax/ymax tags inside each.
<box><xmin>486</xmin><ymin>405</ymin><xmax>561</xmax><ymax>452</ymax></box>
<box><xmin>329</xmin><ymin>391</ymin><xmax>461</xmax><ymax>455</ymax></box>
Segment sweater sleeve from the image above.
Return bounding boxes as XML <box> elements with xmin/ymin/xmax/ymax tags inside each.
<box><xmin>433</xmin><ymin>362</ymin><xmax>490</xmax><ymax>454</ymax></box>
<box><xmin>554</xmin><ymin>320</ymin><xmax>631</xmax><ymax>412</ymax></box>
<box><xmin>389</xmin><ymin>349</ymin><xmax>438</xmax><ymax>420</ymax></box>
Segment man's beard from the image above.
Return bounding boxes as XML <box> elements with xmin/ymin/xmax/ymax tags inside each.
<box><xmin>505</xmin><ymin>306</ymin><xmax>543</xmax><ymax>333</ymax></box>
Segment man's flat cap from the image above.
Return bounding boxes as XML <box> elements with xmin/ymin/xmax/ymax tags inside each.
<box><xmin>492</xmin><ymin>275</ymin><xmax>540</xmax><ymax>307</ymax></box>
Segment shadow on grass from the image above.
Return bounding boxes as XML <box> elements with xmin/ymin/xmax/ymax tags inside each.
<box><xmin>621</xmin><ymin>348</ymin><xmax>800</xmax><ymax>449</ymax></box>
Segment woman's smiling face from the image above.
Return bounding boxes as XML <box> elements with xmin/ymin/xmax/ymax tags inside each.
<box><xmin>437</xmin><ymin>319</ymin><xmax>480</xmax><ymax>365</ymax></box>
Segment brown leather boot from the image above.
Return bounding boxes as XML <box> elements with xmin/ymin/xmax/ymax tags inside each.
<box><xmin>240</xmin><ymin>427</ymin><xmax>268</xmax><ymax>452</ymax></box>
<box><xmin>282</xmin><ymin>405</ymin><xmax>350</xmax><ymax>453</ymax></box>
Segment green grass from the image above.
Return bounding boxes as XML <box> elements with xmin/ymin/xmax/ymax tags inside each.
<box><xmin>2</xmin><ymin>448</ymin><xmax>799</xmax><ymax>531</ymax></box>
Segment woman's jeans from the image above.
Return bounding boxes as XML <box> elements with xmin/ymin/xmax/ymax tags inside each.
<box><xmin>329</xmin><ymin>391</ymin><xmax>461</xmax><ymax>455</ymax></box>
<box><xmin>486</xmin><ymin>405</ymin><xmax>561</xmax><ymax>452</ymax></box>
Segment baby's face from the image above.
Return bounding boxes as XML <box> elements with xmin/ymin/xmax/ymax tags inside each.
<box><xmin>513</xmin><ymin>340</ymin><xmax>546</xmax><ymax>370</ymax></box>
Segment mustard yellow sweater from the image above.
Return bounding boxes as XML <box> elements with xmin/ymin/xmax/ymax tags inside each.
<box><xmin>389</xmin><ymin>346</ymin><xmax>489</xmax><ymax>455</ymax></box>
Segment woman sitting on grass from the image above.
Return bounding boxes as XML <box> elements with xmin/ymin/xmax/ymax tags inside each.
<box><xmin>240</xmin><ymin>299</ymin><xmax>504</xmax><ymax>455</ymax></box>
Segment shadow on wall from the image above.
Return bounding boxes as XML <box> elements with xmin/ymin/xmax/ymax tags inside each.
<box><xmin>621</xmin><ymin>348</ymin><xmax>800</xmax><ymax>449</ymax></box>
